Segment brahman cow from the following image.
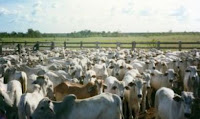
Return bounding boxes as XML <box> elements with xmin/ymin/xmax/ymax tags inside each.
<box><xmin>183</xmin><ymin>66</ymin><xmax>200</xmax><ymax>97</ymax></box>
<box><xmin>0</xmin><ymin>80</ymin><xmax>22</xmax><ymax>119</ymax></box>
<box><xmin>4</xmin><ymin>67</ymin><xmax>28</xmax><ymax>93</ymax></box>
<box><xmin>155</xmin><ymin>87</ymin><xmax>194</xmax><ymax>119</ymax></box>
<box><xmin>104</xmin><ymin>76</ymin><xmax>125</xmax><ymax>99</ymax></box>
<box><xmin>31</xmin><ymin>93</ymin><xmax>122</xmax><ymax>119</ymax></box>
<box><xmin>18</xmin><ymin>75</ymin><xmax>54</xmax><ymax>119</ymax></box>
<box><xmin>124</xmin><ymin>76</ymin><xmax>146</xmax><ymax>119</ymax></box>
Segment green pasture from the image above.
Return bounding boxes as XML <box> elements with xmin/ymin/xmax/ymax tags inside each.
<box><xmin>1</xmin><ymin>34</ymin><xmax>200</xmax><ymax>50</ymax></box>
<box><xmin>1</xmin><ymin>34</ymin><xmax>200</xmax><ymax>42</ymax></box>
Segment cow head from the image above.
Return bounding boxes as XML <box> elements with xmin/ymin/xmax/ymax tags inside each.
<box><xmin>83</xmin><ymin>70</ymin><xmax>96</xmax><ymax>84</ymax></box>
<box><xmin>104</xmin><ymin>76</ymin><xmax>126</xmax><ymax>100</ymax></box>
<box><xmin>31</xmin><ymin>97</ymin><xmax>56</xmax><ymax>119</ymax></box>
<box><xmin>142</xmin><ymin>72</ymin><xmax>151</xmax><ymax>89</ymax></box>
<box><xmin>4</xmin><ymin>67</ymin><xmax>16</xmax><ymax>83</ymax></box>
<box><xmin>113</xmin><ymin>60</ymin><xmax>126</xmax><ymax>80</ymax></box>
<box><xmin>173</xmin><ymin>92</ymin><xmax>194</xmax><ymax>118</ymax></box>
<box><xmin>126</xmin><ymin>76</ymin><xmax>146</xmax><ymax>100</ymax></box>
<box><xmin>69</xmin><ymin>65</ymin><xmax>83</xmax><ymax>79</ymax></box>
<box><xmin>164</xmin><ymin>69</ymin><xmax>178</xmax><ymax>84</ymax></box>
<box><xmin>33</xmin><ymin>75</ymin><xmax>55</xmax><ymax>100</ymax></box>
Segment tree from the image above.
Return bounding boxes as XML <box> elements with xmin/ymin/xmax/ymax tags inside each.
<box><xmin>27</xmin><ymin>28</ymin><xmax>34</xmax><ymax>37</ymax></box>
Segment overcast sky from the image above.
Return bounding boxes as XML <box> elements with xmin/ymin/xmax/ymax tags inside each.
<box><xmin>0</xmin><ymin>0</ymin><xmax>200</xmax><ymax>33</ymax></box>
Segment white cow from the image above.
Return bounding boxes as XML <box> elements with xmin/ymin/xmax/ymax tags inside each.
<box><xmin>183</xmin><ymin>66</ymin><xmax>199</xmax><ymax>97</ymax></box>
<box><xmin>104</xmin><ymin>76</ymin><xmax>125</xmax><ymax>99</ymax></box>
<box><xmin>83</xmin><ymin>70</ymin><xmax>96</xmax><ymax>84</ymax></box>
<box><xmin>18</xmin><ymin>75</ymin><xmax>54</xmax><ymax>119</ymax></box>
<box><xmin>92</xmin><ymin>63</ymin><xmax>108</xmax><ymax>80</ymax></box>
<box><xmin>124</xmin><ymin>76</ymin><xmax>146</xmax><ymax>119</ymax></box>
<box><xmin>31</xmin><ymin>93</ymin><xmax>122</xmax><ymax>119</ymax></box>
<box><xmin>0</xmin><ymin>80</ymin><xmax>22</xmax><ymax>119</ymax></box>
<box><xmin>155</xmin><ymin>87</ymin><xmax>194</xmax><ymax>119</ymax></box>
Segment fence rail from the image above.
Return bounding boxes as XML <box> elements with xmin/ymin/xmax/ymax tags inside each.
<box><xmin>0</xmin><ymin>41</ymin><xmax>200</xmax><ymax>54</ymax></box>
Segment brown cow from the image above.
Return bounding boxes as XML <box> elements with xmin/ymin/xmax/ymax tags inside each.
<box><xmin>54</xmin><ymin>79</ymin><xmax>103</xmax><ymax>101</ymax></box>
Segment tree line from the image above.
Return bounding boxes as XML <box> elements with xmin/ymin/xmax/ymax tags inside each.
<box><xmin>0</xmin><ymin>29</ymin><xmax>200</xmax><ymax>38</ymax></box>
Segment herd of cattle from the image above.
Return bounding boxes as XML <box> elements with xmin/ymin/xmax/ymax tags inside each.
<box><xmin>0</xmin><ymin>47</ymin><xmax>200</xmax><ymax>119</ymax></box>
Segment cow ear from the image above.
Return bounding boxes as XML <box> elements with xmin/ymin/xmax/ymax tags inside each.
<box><xmin>127</xmin><ymin>67</ymin><xmax>132</xmax><ymax>70</ymax></box>
<box><xmin>151</xmin><ymin>73</ymin><xmax>155</xmax><ymax>76</ymax></box>
<box><xmin>103</xmin><ymin>84</ymin><xmax>107</xmax><ymax>89</ymax></box>
<box><xmin>32</xmin><ymin>80</ymin><xmax>37</xmax><ymax>84</ymax></box>
<box><xmin>128</xmin><ymin>82</ymin><xmax>135</xmax><ymax>87</ymax></box>
<box><xmin>173</xmin><ymin>94</ymin><xmax>182</xmax><ymax>102</ymax></box>
<box><xmin>47</xmin><ymin>100</ymin><xmax>55</xmax><ymax>114</ymax></box>
<box><xmin>112</xmin><ymin>86</ymin><xmax>117</xmax><ymax>90</ymax></box>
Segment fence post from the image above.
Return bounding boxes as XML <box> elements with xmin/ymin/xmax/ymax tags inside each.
<box><xmin>24</xmin><ymin>41</ymin><xmax>27</xmax><ymax>46</ymax></box>
<box><xmin>132</xmin><ymin>41</ymin><xmax>136</xmax><ymax>51</ymax></box>
<box><xmin>96</xmin><ymin>42</ymin><xmax>99</xmax><ymax>49</ymax></box>
<box><xmin>116</xmin><ymin>42</ymin><xmax>121</xmax><ymax>48</ymax></box>
<box><xmin>80</xmin><ymin>41</ymin><xmax>83</xmax><ymax>49</ymax></box>
<box><xmin>157</xmin><ymin>41</ymin><xmax>160</xmax><ymax>50</ymax></box>
<box><xmin>33</xmin><ymin>41</ymin><xmax>40</xmax><ymax>51</ymax></box>
<box><xmin>0</xmin><ymin>44</ymin><xmax>2</xmax><ymax>55</ymax></box>
<box><xmin>64</xmin><ymin>42</ymin><xmax>66</xmax><ymax>49</ymax></box>
<box><xmin>51</xmin><ymin>42</ymin><xmax>55</xmax><ymax>50</ymax></box>
<box><xmin>179</xmin><ymin>41</ymin><xmax>182</xmax><ymax>51</ymax></box>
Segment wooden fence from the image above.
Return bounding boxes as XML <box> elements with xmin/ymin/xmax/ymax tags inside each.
<box><xmin>0</xmin><ymin>41</ymin><xmax>200</xmax><ymax>54</ymax></box>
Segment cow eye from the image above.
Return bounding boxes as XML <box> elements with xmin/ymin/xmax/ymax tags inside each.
<box><xmin>70</xmin><ymin>67</ymin><xmax>74</xmax><ymax>70</ymax></box>
<box><xmin>101</xmin><ymin>60</ymin><xmax>105</xmax><ymax>63</ymax></box>
<box><xmin>185</xmin><ymin>70</ymin><xmax>190</xmax><ymax>72</ymax></box>
<box><xmin>109</xmin><ymin>66</ymin><xmax>114</xmax><ymax>69</ymax></box>
<box><xmin>40</xmin><ymin>107</ymin><xmax>44</xmax><ymax>110</ymax></box>
<box><xmin>164</xmin><ymin>73</ymin><xmax>168</xmax><ymax>76</ymax></box>
<box><xmin>112</xmin><ymin>86</ymin><xmax>117</xmax><ymax>90</ymax></box>
<box><xmin>120</xmin><ymin>66</ymin><xmax>123</xmax><ymax>69</ymax></box>
<box><xmin>92</xmin><ymin>75</ymin><xmax>96</xmax><ymax>78</ymax></box>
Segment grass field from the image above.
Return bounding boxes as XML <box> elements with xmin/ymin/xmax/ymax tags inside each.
<box><xmin>1</xmin><ymin>34</ymin><xmax>200</xmax><ymax>42</ymax></box>
<box><xmin>1</xmin><ymin>34</ymin><xmax>200</xmax><ymax>50</ymax></box>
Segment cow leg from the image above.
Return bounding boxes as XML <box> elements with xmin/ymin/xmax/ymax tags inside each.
<box><xmin>128</xmin><ymin>104</ymin><xmax>133</xmax><ymax>119</ymax></box>
<box><xmin>134</xmin><ymin>103</ymin><xmax>140</xmax><ymax>119</ymax></box>
<box><xmin>147</xmin><ymin>88</ymin><xmax>152</xmax><ymax>108</ymax></box>
<box><xmin>141</xmin><ymin>93</ymin><xmax>147</xmax><ymax>113</ymax></box>
<box><xmin>123</xmin><ymin>100</ymin><xmax>128</xmax><ymax>119</ymax></box>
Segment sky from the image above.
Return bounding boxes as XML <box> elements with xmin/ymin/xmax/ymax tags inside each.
<box><xmin>0</xmin><ymin>0</ymin><xmax>200</xmax><ymax>33</ymax></box>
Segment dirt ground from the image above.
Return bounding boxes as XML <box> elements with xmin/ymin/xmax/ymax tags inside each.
<box><xmin>138</xmin><ymin>108</ymin><xmax>156</xmax><ymax>119</ymax></box>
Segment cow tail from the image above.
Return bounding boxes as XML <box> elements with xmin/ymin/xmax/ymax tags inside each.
<box><xmin>20</xmin><ymin>72</ymin><xmax>28</xmax><ymax>93</ymax></box>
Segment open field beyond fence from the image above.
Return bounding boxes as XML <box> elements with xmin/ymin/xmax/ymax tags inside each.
<box><xmin>1</xmin><ymin>34</ymin><xmax>200</xmax><ymax>51</ymax></box>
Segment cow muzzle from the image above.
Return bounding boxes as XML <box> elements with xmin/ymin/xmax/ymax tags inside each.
<box><xmin>138</xmin><ymin>94</ymin><xmax>142</xmax><ymax>98</ymax></box>
<box><xmin>120</xmin><ymin>96</ymin><xmax>124</xmax><ymax>100</ymax></box>
<box><xmin>184</xmin><ymin>113</ymin><xmax>191</xmax><ymax>118</ymax></box>
<box><xmin>169</xmin><ymin>79</ymin><xmax>173</xmax><ymax>83</ymax></box>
